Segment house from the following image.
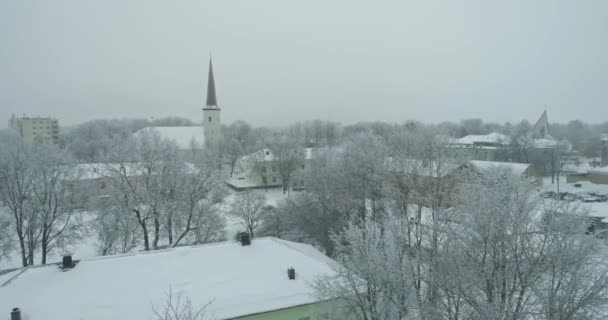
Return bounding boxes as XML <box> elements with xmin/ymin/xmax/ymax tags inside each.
<box><xmin>8</xmin><ymin>115</ymin><xmax>59</xmax><ymax>145</ymax></box>
<box><xmin>588</xmin><ymin>167</ymin><xmax>608</xmax><ymax>185</ymax></box>
<box><xmin>448</xmin><ymin>132</ymin><xmax>512</xmax><ymax>161</ymax></box>
<box><xmin>227</xmin><ymin>148</ymin><xmax>318</xmax><ymax>191</ymax></box>
<box><xmin>456</xmin><ymin>160</ymin><xmax>543</xmax><ymax>186</ymax></box>
<box><xmin>0</xmin><ymin>238</ymin><xmax>348</xmax><ymax>320</ymax></box>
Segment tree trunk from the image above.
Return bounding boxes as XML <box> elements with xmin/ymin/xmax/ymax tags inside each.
<box><xmin>153</xmin><ymin>213</ymin><xmax>160</xmax><ymax>250</ymax></box>
<box><xmin>17</xmin><ymin>233</ymin><xmax>27</xmax><ymax>267</ymax></box>
<box><xmin>133</xmin><ymin>209</ymin><xmax>150</xmax><ymax>251</ymax></box>
<box><xmin>167</xmin><ymin>216</ymin><xmax>173</xmax><ymax>245</ymax></box>
<box><xmin>248</xmin><ymin>225</ymin><xmax>255</xmax><ymax>239</ymax></box>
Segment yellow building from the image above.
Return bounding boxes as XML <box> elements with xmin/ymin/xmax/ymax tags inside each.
<box><xmin>8</xmin><ymin>114</ymin><xmax>59</xmax><ymax>145</ymax></box>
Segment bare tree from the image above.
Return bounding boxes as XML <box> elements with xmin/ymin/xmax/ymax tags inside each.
<box><xmin>315</xmin><ymin>214</ymin><xmax>415</xmax><ymax>320</ymax></box>
<box><xmin>152</xmin><ymin>288</ymin><xmax>214</xmax><ymax>320</ymax></box>
<box><xmin>267</xmin><ymin>135</ymin><xmax>303</xmax><ymax>194</ymax></box>
<box><xmin>0</xmin><ymin>211</ymin><xmax>13</xmax><ymax>262</ymax></box>
<box><xmin>105</xmin><ymin>130</ymin><xmax>181</xmax><ymax>250</ymax></box>
<box><xmin>531</xmin><ymin>201</ymin><xmax>608</xmax><ymax>320</ymax></box>
<box><xmin>93</xmin><ymin>203</ymin><xmax>140</xmax><ymax>255</ymax></box>
<box><xmin>31</xmin><ymin>144</ymin><xmax>84</xmax><ymax>264</ymax></box>
<box><xmin>170</xmin><ymin>151</ymin><xmax>224</xmax><ymax>247</ymax></box>
<box><xmin>0</xmin><ymin>133</ymin><xmax>39</xmax><ymax>266</ymax></box>
<box><xmin>230</xmin><ymin>191</ymin><xmax>268</xmax><ymax>238</ymax></box>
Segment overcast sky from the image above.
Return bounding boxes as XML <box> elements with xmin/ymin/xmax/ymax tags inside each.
<box><xmin>1</xmin><ymin>1</ymin><xmax>607</xmax><ymax>128</ymax></box>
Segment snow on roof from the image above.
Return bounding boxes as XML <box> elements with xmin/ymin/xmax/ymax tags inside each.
<box><xmin>532</xmin><ymin>138</ymin><xmax>558</xmax><ymax>148</ymax></box>
<box><xmin>242</xmin><ymin>147</ymin><xmax>319</xmax><ymax>163</ymax></box>
<box><xmin>590</xmin><ymin>166</ymin><xmax>608</xmax><ymax>174</ymax></box>
<box><xmin>0</xmin><ymin>238</ymin><xmax>338</xmax><ymax>320</ymax></box>
<box><xmin>135</xmin><ymin>126</ymin><xmax>204</xmax><ymax>150</ymax></box>
<box><xmin>455</xmin><ymin>132</ymin><xmax>511</xmax><ymax>145</ymax></box>
<box><xmin>468</xmin><ymin>160</ymin><xmax>531</xmax><ymax>176</ymax></box>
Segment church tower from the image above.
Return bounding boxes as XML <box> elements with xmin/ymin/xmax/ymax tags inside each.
<box><xmin>203</xmin><ymin>58</ymin><xmax>221</xmax><ymax>145</ymax></box>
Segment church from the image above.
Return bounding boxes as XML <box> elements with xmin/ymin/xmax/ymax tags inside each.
<box><xmin>134</xmin><ymin>58</ymin><xmax>221</xmax><ymax>149</ymax></box>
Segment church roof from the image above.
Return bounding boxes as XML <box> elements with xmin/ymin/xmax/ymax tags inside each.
<box><xmin>134</xmin><ymin>127</ymin><xmax>205</xmax><ymax>150</ymax></box>
<box><xmin>206</xmin><ymin>58</ymin><xmax>218</xmax><ymax>107</ymax></box>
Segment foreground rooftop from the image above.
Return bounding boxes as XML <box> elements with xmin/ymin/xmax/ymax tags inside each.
<box><xmin>0</xmin><ymin>238</ymin><xmax>338</xmax><ymax>320</ymax></box>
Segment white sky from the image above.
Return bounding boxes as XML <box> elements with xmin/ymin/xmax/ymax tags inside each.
<box><xmin>1</xmin><ymin>0</ymin><xmax>607</xmax><ymax>127</ymax></box>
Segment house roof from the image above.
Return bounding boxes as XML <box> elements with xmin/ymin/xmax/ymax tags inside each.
<box><xmin>134</xmin><ymin>126</ymin><xmax>205</xmax><ymax>150</ymax></box>
<box><xmin>468</xmin><ymin>160</ymin><xmax>531</xmax><ymax>176</ymax></box>
<box><xmin>242</xmin><ymin>147</ymin><xmax>319</xmax><ymax>162</ymax></box>
<box><xmin>590</xmin><ymin>166</ymin><xmax>608</xmax><ymax>174</ymax></box>
<box><xmin>455</xmin><ymin>132</ymin><xmax>511</xmax><ymax>145</ymax></box>
<box><xmin>0</xmin><ymin>238</ymin><xmax>338</xmax><ymax>320</ymax></box>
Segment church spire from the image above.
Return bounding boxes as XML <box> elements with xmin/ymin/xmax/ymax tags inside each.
<box><xmin>206</xmin><ymin>58</ymin><xmax>218</xmax><ymax>107</ymax></box>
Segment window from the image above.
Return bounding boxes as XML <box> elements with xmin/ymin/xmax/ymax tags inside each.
<box><xmin>301</xmin><ymin>164</ymin><xmax>305</xmax><ymax>170</ymax></box>
<box><xmin>265</xmin><ymin>150</ymin><xmax>270</xmax><ymax>156</ymax></box>
<box><xmin>272</xmin><ymin>177</ymin><xmax>277</xmax><ymax>183</ymax></box>
<box><xmin>208</xmin><ymin>116</ymin><xmax>212</xmax><ymax>122</ymax></box>
<box><xmin>261</xmin><ymin>167</ymin><xmax>266</xmax><ymax>173</ymax></box>
<box><xmin>271</xmin><ymin>166</ymin><xmax>276</xmax><ymax>172</ymax></box>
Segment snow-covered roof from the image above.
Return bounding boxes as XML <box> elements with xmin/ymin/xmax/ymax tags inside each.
<box><xmin>242</xmin><ymin>147</ymin><xmax>318</xmax><ymax>163</ymax></box>
<box><xmin>0</xmin><ymin>238</ymin><xmax>338</xmax><ymax>320</ymax></box>
<box><xmin>532</xmin><ymin>138</ymin><xmax>558</xmax><ymax>148</ymax></box>
<box><xmin>455</xmin><ymin>132</ymin><xmax>511</xmax><ymax>145</ymax></box>
<box><xmin>590</xmin><ymin>166</ymin><xmax>608</xmax><ymax>174</ymax></box>
<box><xmin>468</xmin><ymin>160</ymin><xmax>531</xmax><ymax>176</ymax></box>
<box><xmin>71</xmin><ymin>163</ymin><xmax>142</xmax><ymax>180</ymax></box>
<box><xmin>134</xmin><ymin>126</ymin><xmax>204</xmax><ymax>150</ymax></box>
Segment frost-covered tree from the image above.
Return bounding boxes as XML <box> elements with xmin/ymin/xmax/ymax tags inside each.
<box><xmin>105</xmin><ymin>130</ymin><xmax>181</xmax><ymax>251</ymax></box>
<box><xmin>230</xmin><ymin>190</ymin><xmax>268</xmax><ymax>238</ymax></box>
<box><xmin>0</xmin><ymin>133</ymin><xmax>85</xmax><ymax>265</ymax></box>
<box><xmin>0</xmin><ymin>211</ymin><xmax>13</xmax><ymax>262</ymax></box>
<box><xmin>315</xmin><ymin>214</ymin><xmax>416</xmax><ymax>320</ymax></box>
<box><xmin>31</xmin><ymin>144</ymin><xmax>84</xmax><ymax>264</ymax></box>
<box><xmin>267</xmin><ymin>135</ymin><xmax>304</xmax><ymax>194</ymax></box>
<box><xmin>170</xmin><ymin>151</ymin><xmax>225</xmax><ymax>247</ymax></box>
<box><xmin>94</xmin><ymin>203</ymin><xmax>140</xmax><ymax>255</ymax></box>
<box><xmin>0</xmin><ymin>133</ymin><xmax>38</xmax><ymax>266</ymax></box>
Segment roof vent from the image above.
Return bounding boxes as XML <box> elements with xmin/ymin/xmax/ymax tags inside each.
<box><xmin>238</xmin><ymin>232</ymin><xmax>251</xmax><ymax>246</ymax></box>
<box><xmin>11</xmin><ymin>307</ymin><xmax>21</xmax><ymax>320</ymax></box>
<box><xmin>287</xmin><ymin>267</ymin><xmax>296</xmax><ymax>280</ymax></box>
<box><xmin>62</xmin><ymin>255</ymin><xmax>74</xmax><ymax>270</ymax></box>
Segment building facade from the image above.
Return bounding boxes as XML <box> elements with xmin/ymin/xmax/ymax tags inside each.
<box><xmin>8</xmin><ymin>115</ymin><xmax>59</xmax><ymax>145</ymax></box>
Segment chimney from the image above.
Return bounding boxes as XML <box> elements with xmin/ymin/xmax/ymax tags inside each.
<box><xmin>10</xmin><ymin>308</ymin><xmax>21</xmax><ymax>320</ymax></box>
<box><xmin>238</xmin><ymin>232</ymin><xmax>251</xmax><ymax>246</ymax></box>
<box><xmin>62</xmin><ymin>255</ymin><xmax>74</xmax><ymax>270</ymax></box>
<box><xmin>287</xmin><ymin>267</ymin><xmax>296</xmax><ymax>280</ymax></box>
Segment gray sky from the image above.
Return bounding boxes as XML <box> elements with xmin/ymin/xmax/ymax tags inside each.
<box><xmin>1</xmin><ymin>0</ymin><xmax>607</xmax><ymax>128</ymax></box>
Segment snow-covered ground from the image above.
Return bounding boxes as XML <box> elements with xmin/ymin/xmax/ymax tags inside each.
<box><xmin>0</xmin><ymin>189</ymin><xmax>292</xmax><ymax>271</ymax></box>
<box><xmin>542</xmin><ymin>177</ymin><xmax>608</xmax><ymax>221</ymax></box>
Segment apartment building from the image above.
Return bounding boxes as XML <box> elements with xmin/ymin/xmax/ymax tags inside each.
<box><xmin>8</xmin><ymin>114</ymin><xmax>59</xmax><ymax>145</ymax></box>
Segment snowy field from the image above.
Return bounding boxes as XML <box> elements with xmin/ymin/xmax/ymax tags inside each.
<box><xmin>0</xmin><ymin>188</ymin><xmax>292</xmax><ymax>271</ymax></box>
